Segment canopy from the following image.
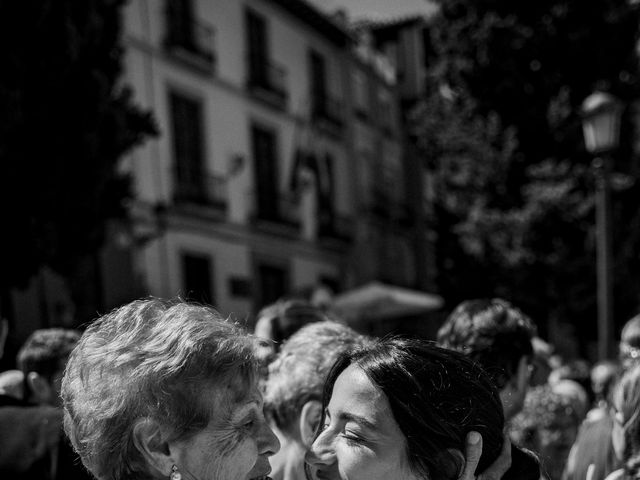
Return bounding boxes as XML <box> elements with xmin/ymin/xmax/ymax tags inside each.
<box><xmin>331</xmin><ymin>281</ymin><xmax>443</xmax><ymax>322</ymax></box>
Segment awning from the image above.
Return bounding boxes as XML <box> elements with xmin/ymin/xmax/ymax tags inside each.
<box><xmin>331</xmin><ymin>281</ymin><xmax>443</xmax><ymax>322</ymax></box>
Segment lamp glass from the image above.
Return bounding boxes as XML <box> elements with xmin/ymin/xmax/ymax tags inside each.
<box><xmin>583</xmin><ymin>112</ymin><xmax>620</xmax><ymax>154</ymax></box>
<box><xmin>581</xmin><ymin>93</ymin><xmax>623</xmax><ymax>154</ymax></box>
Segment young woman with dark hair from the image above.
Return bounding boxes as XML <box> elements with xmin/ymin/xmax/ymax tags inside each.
<box><xmin>306</xmin><ymin>338</ymin><xmax>540</xmax><ymax>480</ymax></box>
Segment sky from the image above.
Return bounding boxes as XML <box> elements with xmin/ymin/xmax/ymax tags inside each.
<box><xmin>307</xmin><ymin>0</ymin><xmax>437</xmax><ymax>20</ymax></box>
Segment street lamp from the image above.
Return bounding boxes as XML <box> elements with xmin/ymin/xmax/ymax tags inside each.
<box><xmin>581</xmin><ymin>91</ymin><xmax>623</xmax><ymax>359</ymax></box>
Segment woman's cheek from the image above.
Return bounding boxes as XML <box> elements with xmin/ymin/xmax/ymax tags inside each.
<box><xmin>336</xmin><ymin>442</ymin><xmax>378</xmax><ymax>474</ymax></box>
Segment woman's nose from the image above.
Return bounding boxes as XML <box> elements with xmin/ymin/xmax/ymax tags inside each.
<box><xmin>260</xmin><ymin>421</ymin><xmax>281</xmax><ymax>455</ymax></box>
<box><xmin>306</xmin><ymin>432</ymin><xmax>336</xmax><ymax>466</ymax></box>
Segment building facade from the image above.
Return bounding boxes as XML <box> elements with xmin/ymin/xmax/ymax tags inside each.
<box><xmin>120</xmin><ymin>0</ymin><xmax>410</xmax><ymax>326</ymax></box>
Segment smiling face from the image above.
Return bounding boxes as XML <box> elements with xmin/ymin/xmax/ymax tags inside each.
<box><xmin>306</xmin><ymin>364</ymin><xmax>421</xmax><ymax>480</ymax></box>
<box><xmin>170</xmin><ymin>381</ymin><xmax>280</xmax><ymax>480</ymax></box>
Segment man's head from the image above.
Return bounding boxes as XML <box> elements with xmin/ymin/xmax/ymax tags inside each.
<box><xmin>591</xmin><ymin>360</ymin><xmax>621</xmax><ymax>406</ymax></box>
<box><xmin>263</xmin><ymin>321</ymin><xmax>370</xmax><ymax>480</ymax></box>
<box><xmin>17</xmin><ymin>328</ymin><xmax>81</xmax><ymax>406</ymax></box>
<box><xmin>437</xmin><ymin>298</ymin><xmax>536</xmax><ymax>420</ymax></box>
<box><xmin>254</xmin><ymin>300</ymin><xmax>328</xmax><ymax>353</ymax></box>
<box><xmin>254</xmin><ymin>300</ymin><xmax>332</xmax><ymax>381</ymax></box>
<box><xmin>620</xmin><ymin>314</ymin><xmax>640</xmax><ymax>370</ymax></box>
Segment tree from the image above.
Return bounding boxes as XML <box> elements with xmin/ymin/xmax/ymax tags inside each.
<box><xmin>0</xmin><ymin>0</ymin><xmax>156</xmax><ymax>314</ymax></box>
<box><xmin>414</xmin><ymin>0</ymin><xmax>640</xmax><ymax>349</ymax></box>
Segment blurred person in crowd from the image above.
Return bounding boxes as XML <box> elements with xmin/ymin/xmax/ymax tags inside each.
<box><xmin>17</xmin><ymin>329</ymin><xmax>81</xmax><ymax>407</ymax></box>
<box><xmin>0</xmin><ymin>369</ymin><xmax>24</xmax><ymax>399</ymax></box>
<box><xmin>306</xmin><ymin>338</ymin><xmax>540</xmax><ymax>480</ymax></box>
<box><xmin>605</xmin><ymin>363</ymin><xmax>640</xmax><ymax>480</ymax></box>
<box><xmin>254</xmin><ymin>299</ymin><xmax>329</xmax><ymax>357</ymax></box>
<box><xmin>13</xmin><ymin>328</ymin><xmax>91</xmax><ymax>480</ymax></box>
<box><xmin>552</xmin><ymin>379</ymin><xmax>590</xmax><ymax>422</ymax></box>
<box><xmin>0</xmin><ymin>328</ymin><xmax>74</xmax><ymax>479</ymax></box>
<box><xmin>549</xmin><ymin>359</ymin><xmax>594</xmax><ymax>408</ymax></box>
<box><xmin>510</xmin><ymin>385</ymin><xmax>582</xmax><ymax>480</ymax></box>
<box><xmin>620</xmin><ymin>314</ymin><xmax>640</xmax><ymax>371</ymax></box>
<box><xmin>588</xmin><ymin>361</ymin><xmax>622</xmax><ymax>422</ymax></box>
<box><xmin>530</xmin><ymin>337</ymin><xmax>554</xmax><ymax>386</ymax></box>
<box><xmin>562</xmin><ymin>313</ymin><xmax>640</xmax><ymax>480</ymax></box>
<box><xmin>264</xmin><ymin>321</ymin><xmax>371</xmax><ymax>480</ymax></box>
<box><xmin>437</xmin><ymin>298</ymin><xmax>537</xmax><ymax>420</ymax></box>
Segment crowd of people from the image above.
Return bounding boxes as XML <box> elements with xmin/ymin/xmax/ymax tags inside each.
<box><xmin>1</xmin><ymin>296</ymin><xmax>640</xmax><ymax>480</ymax></box>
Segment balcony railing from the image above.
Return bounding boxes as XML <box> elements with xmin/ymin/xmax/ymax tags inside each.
<box><xmin>247</xmin><ymin>54</ymin><xmax>288</xmax><ymax>107</ymax></box>
<box><xmin>319</xmin><ymin>213</ymin><xmax>355</xmax><ymax>242</ymax></box>
<box><xmin>370</xmin><ymin>187</ymin><xmax>391</xmax><ymax>217</ymax></box>
<box><xmin>164</xmin><ymin>11</ymin><xmax>216</xmax><ymax>71</ymax></box>
<box><xmin>312</xmin><ymin>92</ymin><xmax>344</xmax><ymax>127</ymax></box>
<box><xmin>251</xmin><ymin>191</ymin><xmax>299</xmax><ymax>229</ymax></box>
<box><xmin>173</xmin><ymin>169</ymin><xmax>227</xmax><ymax>209</ymax></box>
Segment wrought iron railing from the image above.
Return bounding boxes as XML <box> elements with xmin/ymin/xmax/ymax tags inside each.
<box><xmin>247</xmin><ymin>54</ymin><xmax>288</xmax><ymax>101</ymax></box>
<box><xmin>164</xmin><ymin>6</ymin><xmax>215</xmax><ymax>65</ymax></box>
<box><xmin>312</xmin><ymin>91</ymin><xmax>344</xmax><ymax>126</ymax></box>
<box><xmin>173</xmin><ymin>168</ymin><xmax>227</xmax><ymax>208</ymax></box>
<box><xmin>251</xmin><ymin>190</ymin><xmax>299</xmax><ymax>227</ymax></box>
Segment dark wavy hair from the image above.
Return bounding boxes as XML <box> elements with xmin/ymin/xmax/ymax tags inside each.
<box><xmin>319</xmin><ymin>338</ymin><xmax>539</xmax><ymax>480</ymax></box>
<box><xmin>437</xmin><ymin>298</ymin><xmax>536</xmax><ymax>389</ymax></box>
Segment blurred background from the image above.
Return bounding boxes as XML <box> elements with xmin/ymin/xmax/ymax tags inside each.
<box><xmin>1</xmin><ymin>0</ymin><xmax>640</xmax><ymax>367</ymax></box>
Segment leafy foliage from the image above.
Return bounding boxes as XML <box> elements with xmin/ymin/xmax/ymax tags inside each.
<box><xmin>0</xmin><ymin>0</ymin><xmax>157</xmax><ymax>294</ymax></box>
<box><xmin>414</xmin><ymin>0</ymin><xmax>640</xmax><ymax>344</ymax></box>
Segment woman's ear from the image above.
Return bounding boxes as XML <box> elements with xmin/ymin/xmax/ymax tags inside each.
<box><xmin>299</xmin><ymin>400</ymin><xmax>323</xmax><ymax>446</ymax></box>
<box><xmin>132</xmin><ymin>417</ymin><xmax>173</xmax><ymax>477</ymax></box>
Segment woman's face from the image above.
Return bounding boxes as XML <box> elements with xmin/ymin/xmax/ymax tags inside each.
<box><xmin>306</xmin><ymin>364</ymin><xmax>421</xmax><ymax>480</ymax></box>
<box><xmin>171</xmin><ymin>381</ymin><xmax>280</xmax><ymax>480</ymax></box>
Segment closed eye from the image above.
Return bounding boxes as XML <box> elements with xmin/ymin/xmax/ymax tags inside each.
<box><xmin>342</xmin><ymin>429</ymin><xmax>367</xmax><ymax>446</ymax></box>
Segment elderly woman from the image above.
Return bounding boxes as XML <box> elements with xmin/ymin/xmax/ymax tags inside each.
<box><xmin>61</xmin><ymin>299</ymin><xmax>279</xmax><ymax>480</ymax></box>
<box><xmin>306</xmin><ymin>338</ymin><xmax>540</xmax><ymax>480</ymax></box>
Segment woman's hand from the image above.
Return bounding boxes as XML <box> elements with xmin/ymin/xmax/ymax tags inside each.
<box><xmin>459</xmin><ymin>431</ymin><xmax>512</xmax><ymax>480</ymax></box>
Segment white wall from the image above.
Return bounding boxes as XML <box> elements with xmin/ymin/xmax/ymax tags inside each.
<box><xmin>120</xmin><ymin>0</ymin><xmax>400</xmax><ymax>315</ymax></box>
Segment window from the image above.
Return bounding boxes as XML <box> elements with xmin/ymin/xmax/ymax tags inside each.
<box><xmin>257</xmin><ymin>264</ymin><xmax>288</xmax><ymax>307</ymax></box>
<box><xmin>317</xmin><ymin>154</ymin><xmax>335</xmax><ymax>232</ymax></box>
<box><xmin>182</xmin><ymin>253</ymin><xmax>213</xmax><ymax>304</ymax></box>
<box><xmin>251</xmin><ymin>124</ymin><xmax>279</xmax><ymax>221</ymax></box>
<box><xmin>353</xmin><ymin>70</ymin><xmax>369</xmax><ymax>115</ymax></box>
<box><xmin>246</xmin><ymin>9</ymin><xmax>268</xmax><ymax>85</ymax></box>
<box><xmin>166</xmin><ymin>0</ymin><xmax>195</xmax><ymax>51</ymax></box>
<box><xmin>169</xmin><ymin>91</ymin><xmax>205</xmax><ymax>203</ymax></box>
<box><xmin>164</xmin><ymin>0</ymin><xmax>215</xmax><ymax>68</ymax></box>
<box><xmin>245</xmin><ymin>9</ymin><xmax>287</xmax><ymax>105</ymax></box>
<box><xmin>310</xmin><ymin>50</ymin><xmax>327</xmax><ymax>115</ymax></box>
<box><xmin>378</xmin><ymin>87</ymin><xmax>394</xmax><ymax>132</ymax></box>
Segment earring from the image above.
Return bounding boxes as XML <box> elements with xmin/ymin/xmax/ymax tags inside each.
<box><xmin>170</xmin><ymin>465</ymin><xmax>182</xmax><ymax>480</ymax></box>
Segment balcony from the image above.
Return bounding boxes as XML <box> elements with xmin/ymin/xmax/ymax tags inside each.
<box><xmin>164</xmin><ymin>12</ymin><xmax>216</xmax><ymax>74</ymax></box>
<box><xmin>246</xmin><ymin>55</ymin><xmax>288</xmax><ymax>110</ymax></box>
<box><xmin>311</xmin><ymin>92</ymin><xmax>344</xmax><ymax>129</ymax></box>
<box><xmin>369</xmin><ymin>187</ymin><xmax>391</xmax><ymax>218</ymax></box>
<box><xmin>318</xmin><ymin>213</ymin><xmax>355</xmax><ymax>243</ymax></box>
<box><xmin>251</xmin><ymin>192</ymin><xmax>299</xmax><ymax>236</ymax></box>
<box><xmin>173</xmin><ymin>169</ymin><xmax>227</xmax><ymax>211</ymax></box>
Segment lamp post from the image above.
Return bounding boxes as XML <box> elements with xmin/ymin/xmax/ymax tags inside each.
<box><xmin>581</xmin><ymin>91</ymin><xmax>623</xmax><ymax>360</ymax></box>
